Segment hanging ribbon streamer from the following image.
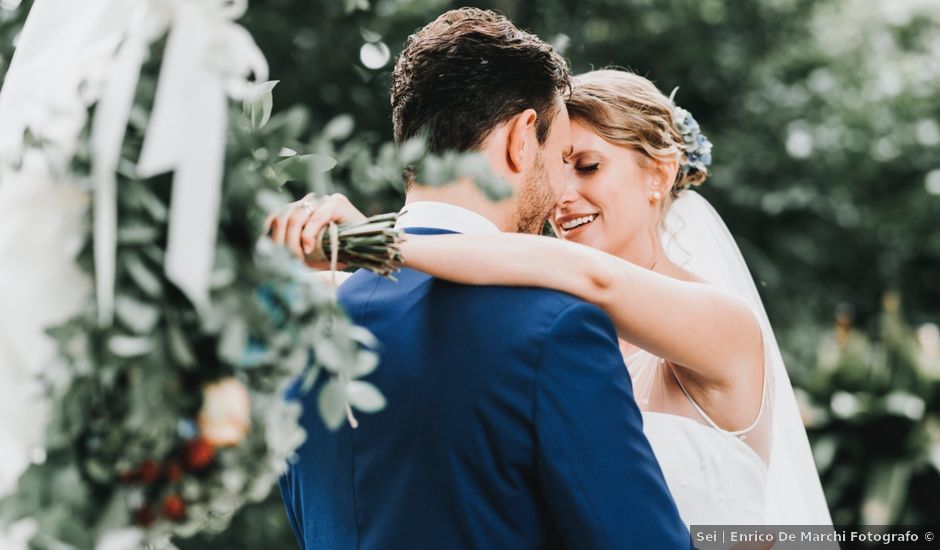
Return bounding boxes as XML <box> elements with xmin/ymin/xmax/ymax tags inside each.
<box><xmin>90</xmin><ymin>0</ymin><xmax>268</xmax><ymax>323</ymax></box>
<box><xmin>91</xmin><ymin>2</ymin><xmax>165</xmax><ymax>325</ymax></box>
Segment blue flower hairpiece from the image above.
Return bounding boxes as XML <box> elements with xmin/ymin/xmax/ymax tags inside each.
<box><xmin>668</xmin><ymin>88</ymin><xmax>713</xmax><ymax>178</ymax></box>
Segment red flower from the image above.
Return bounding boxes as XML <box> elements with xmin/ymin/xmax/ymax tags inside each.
<box><xmin>118</xmin><ymin>469</ymin><xmax>139</xmax><ymax>484</ymax></box>
<box><xmin>134</xmin><ymin>504</ymin><xmax>157</xmax><ymax>528</ymax></box>
<box><xmin>183</xmin><ymin>437</ymin><xmax>215</xmax><ymax>471</ymax></box>
<box><xmin>138</xmin><ymin>460</ymin><xmax>161</xmax><ymax>484</ymax></box>
<box><xmin>164</xmin><ymin>461</ymin><xmax>184</xmax><ymax>482</ymax></box>
<box><xmin>162</xmin><ymin>494</ymin><xmax>187</xmax><ymax>522</ymax></box>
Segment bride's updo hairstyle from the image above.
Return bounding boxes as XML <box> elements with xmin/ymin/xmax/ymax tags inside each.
<box><xmin>566</xmin><ymin>69</ymin><xmax>712</xmax><ymax>199</ymax></box>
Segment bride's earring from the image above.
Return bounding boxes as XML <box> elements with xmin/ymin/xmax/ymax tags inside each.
<box><xmin>650</xmin><ymin>191</ymin><xmax>663</xmax><ymax>203</ymax></box>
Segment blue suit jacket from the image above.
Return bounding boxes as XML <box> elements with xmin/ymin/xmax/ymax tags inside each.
<box><xmin>280</xmin><ymin>228</ymin><xmax>689</xmax><ymax>549</ymax></box>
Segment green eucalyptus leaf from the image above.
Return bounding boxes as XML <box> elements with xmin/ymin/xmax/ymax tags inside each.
<box><xmin>347</xmin><ymin>325</ymin><xmax>379</xmax><ymax>349</ymax></box>
<box><xmin>243</xmin><ymin>80</ymin><xmax>279</xmax><ymax>130</ymax></box>
<box><xmin>124</xmin><ymin>254</ymin><xmax>162</xmax><ymax>298</ymax></box>
<box><xmin>167</xmin><ymin>318</ymin><xmax>196</xmax><ymax>367</ymax></box>
<box><xmin>456</xmin><ymin>152</ymin><xmax>511</xmax><ymax>200</ymax></box>
<box><xmin>114</xmin><ymin>296</ymin><xmax>160</xmax><ymax>334</ymax></box>
<box><xmin>136</xmin><ymin>186</ymin><xmax>169</xmax><ymax>222</ymax></box>
<box><xmin>360</xmin><ymin>28</ymin><xmax>382</xmax><ymax>43</ymax></box>
<box><xmin>344</xmin><ymin>0</ymin><xmax>369</xmax><ymax>13</ymax></box>
<box><xmin>317</xmin><ymin>379</ymin><xmax>347</xmax><ymax>430</ymax></box>
<box><xmin>344</xmin><ymin>380</ymin><xmax>385</xmax><ymax>413</ymax></box>
<box><xmin>274</xmin><ymin>154</ymin><xmax>338</xmax><ymax>185</ymax></box>
<box><xmin>323</xmin><ymin>115</ymin><xmax>355</xmax><ymax>142</ymax></box>
<box><xmin>415</xmin><ymin>152</ymin><xmax>452</xmax><ymax>186</ymax></box>
<box><xmin>285</xmin><ymin>347</ymin><xmax>310</xmax><ymax>374</ymax></box>
<box><xmin>264</xmin><ymin>105</ymin><xmax>310</xmax><ymax>141</ymax></box>
<box><xmin>313</xmin><ymin>338</ymin><xmax>344</xmax><ymax>373</ymax></box>
<box><xmin>107</xmin><ymin>335</ymin><xmax>153</xmax><ymax>358</ymax></box>
<box><xmin>301</xmin><ymin>365</ymin><xmax>321</xmax><ymax>392</ymax></box>
<box><xmin>398</xmin><ymin>136</ymin><xmax>426</xmax><ymax>165</ymax></box>
<box><xmin>117</xmin><ymin>224</ymin><xmax>158</xmax><ymax>244</ymax></box>
<box><xmin>83</xmin><ymin>458</ymin><xmax>111</xmax><ymax>483</ymax></box>
<box><xmin>211</xmin><ymin>265</ymin><xmax>237</xmax><ymax>289</ymax></box>
<box><xmin>219</xmin><ymin>319</ymin><xmax>248</xmax><ymax>364</ymax></box>
<box><xmin>350</xmin><ymin>351</ymin><xmax>379</xmax><ymax>378</ymax></box>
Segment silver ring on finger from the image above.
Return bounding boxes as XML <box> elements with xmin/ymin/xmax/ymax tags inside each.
<box><xmin>299</xmin><ymin>201</ymin><xmax>316</xmax><ymax>215</ymax></box>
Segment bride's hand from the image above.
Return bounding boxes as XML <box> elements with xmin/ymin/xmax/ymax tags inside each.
<box><xmin>267</xmin><ymin>192</ymin><xmax>367</xmax><ymax>269</ymax></box>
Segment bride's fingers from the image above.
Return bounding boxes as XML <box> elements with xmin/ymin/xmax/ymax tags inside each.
<box><xmin>269</xmin><ymin>208</ymin><xmax>292</xmax><ymax>245</ymax></box>
<box><xmin>264</xmin><ymin>212</ymin><xmax>276</xmax><ymax>233</ymax></box>
<box><xmin>284</xmin><ymin>207</ymin><xmax>312</xmax><ymax>259</ymax></box>
<box><xmin>300</xmin><ymin>202</ymin><xmax>340</xmax><ymax>258</ymax></box>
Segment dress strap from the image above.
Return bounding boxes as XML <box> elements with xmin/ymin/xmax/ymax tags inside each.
<box><xmin>667</xmin><ymin>361</ymin><xmax>763</xmax><ymax>438</ymax></box>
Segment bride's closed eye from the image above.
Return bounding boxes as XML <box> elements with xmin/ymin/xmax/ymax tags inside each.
<box><xmin>575</xmin><ymin>163</ymin><xmax>599</xmax><ymax>174</ymax></box>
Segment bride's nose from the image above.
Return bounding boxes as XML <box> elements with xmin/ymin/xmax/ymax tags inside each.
<box><xmin>556</xmin><ymin>180</ymin><xmax>581</xmax><ymax>209</ymax></box>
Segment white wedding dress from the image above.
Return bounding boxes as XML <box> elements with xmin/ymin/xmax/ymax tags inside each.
<box><xmin>628</xmin><ymin>351</ymin><xmax>768</xmax><ymax>527</ymax></box>
<box><xmin>621</xmin><ymin>191</ymin><xmax>832</xmax><ymax>528</ymax></box>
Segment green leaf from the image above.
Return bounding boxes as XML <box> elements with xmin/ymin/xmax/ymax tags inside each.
<box><xmin>323</xmin><ymin>115</ymin><xmax>355</xmax><ymax>142</ymax></box>
<box><xmin>135</xmin><ymin>185</ymin><xmax>169</xmax><ymax>222</ymax></box>
<box><xmin>360</xmin><ymin>28</ymin><xmax>382</xmax><ymax>43</ymax></box>
<box><xmin>347</xmin><ymin>325</ymin><xmax>378</xmax><ymax>348</ymax></box>
<box><xmin>317</xmin><ymin>379</ymin><xmax>347</xmax><ymax>430</ymax></box>
<box><xmin>456</xmin><ymin>152</ymin><xmax>512</xmax><ymax>200</ymax></box>
<box><xmin>285</xmin><ymin>347</ymin><xmax>310</xmax><ymax>374</ymax></box>
<box><xmin>301</xmin><ymin>365</ymin><xmax>321</xmax><ymax>392</ymax></box>
<box><xmin>114</xmin><ymin>296</ymin><xmax>160</xmax><ymax>334</ymax></box>
<box><xmin>351</xmin><ymin>351</ymin><xmax>379</xmax><ymax>378</ymax></box>
<box><xmin>83</xmin><ymin>458</ymin><xmax>111</xmax><ymax>483</ymax></box>
<box><xmin>343</xmin><ymin>0</ymin><xmax>370</xmax><ymax>14</ymax></box>
<box><xmin>263</xmin><ymin>105</ymin><xmax>310</xmax><ymax>141</ymax></box>
<box><xmin>124</xmin><ymin>254</ymin><xmax>162</xmax><ymax>298</ymax></box>
<box><xmin>167</xmin><ymin>318</ymin><xmax>196</xmax><ymax>367</ymax></box>
<box><xmin>274</xmin><ymin>154</ymin><xmax>338</xmax><ymax>185</ymax></box>
<box><xmin>107</xmin><ymin>335</ymin><xmax>153</xmax><ymax>358</ymax></box>
<box><xmin>398</xmin><ymin>136</ymin><xmax>426</xmax><ymax>165</ymax></box>
<box><xmin>415</xmin><ymin>152</ymin><xmax>452</xmax><ymax>186</ymax></box>
<box><xmin>345</xmin><ymin>380</ymin><xmax>386</xmax><ymax>412</ymax></box>
<box><xmin>243</xmin><ymin>80</ymin><xmax>279</xmax><ymax>130</ymax></box>
<box><xmin>117</xmin><ymin>224</ymin><xmax>158</xmax><ymax>244</ymax></box>
<box><xmin>313</xmin><ymin>338</ymin><xmax>345</xmax><ymax>373</ymax></box>
<box><xmin>412</xmin><ymin>149</ymin><xmax>511</xmax><ymax>200</ymax></box>
<box><xmin>219</xmin><ymin>319</ymin><xmax>248</xmax><ymax>364</ymax></box>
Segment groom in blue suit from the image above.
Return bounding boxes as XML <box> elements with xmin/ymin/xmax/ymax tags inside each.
<box><xmin>279</xmin><ymin>8</ymin><xmax>689</xmax><ymax>549</ymax></box>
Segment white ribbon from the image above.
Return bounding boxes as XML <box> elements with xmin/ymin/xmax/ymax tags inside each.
<box><xmin>91</xmin><ymin>0</ymin><xmax>268</xmax><ymax>323</ymax></box>
<box><xmin>91</xmin><ymin>2</ymin><xmax>163</xmax><ymax>324</ymax></box>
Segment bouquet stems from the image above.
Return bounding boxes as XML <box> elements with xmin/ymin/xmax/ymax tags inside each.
<box><xmin>314</xmin><ymin>212</ymin><xmax>404</xmax><ymax>278</ymax></box>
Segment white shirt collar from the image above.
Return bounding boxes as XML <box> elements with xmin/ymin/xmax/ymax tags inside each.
<box><xmin>395</xmin><ymin>201</ymin><xmax>501</xmax><ymax>235</ymax></box>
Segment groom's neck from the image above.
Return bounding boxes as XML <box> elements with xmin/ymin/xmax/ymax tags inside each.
<box><xmin>405</xmin><ymin>179</ymin><xmax>515</xmax><ymax>232</ymax></box>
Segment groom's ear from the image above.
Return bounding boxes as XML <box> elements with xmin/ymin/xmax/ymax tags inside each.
<box><xmin>505</xmin><ymin>109</ymin><xmax>539</xmax><ymax>174</ymax></box>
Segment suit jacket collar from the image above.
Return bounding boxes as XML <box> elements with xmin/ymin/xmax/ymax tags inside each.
<box><xmin>395</xmin><ymin>201</ymin><xmax>500</xmax><ymax>235</ymax></box>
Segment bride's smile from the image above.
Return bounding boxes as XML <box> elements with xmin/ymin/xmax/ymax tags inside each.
<box><xmin>554</xmin><ymin>212</ymin><xmax>598</xmax><ymax>237</ymax></box>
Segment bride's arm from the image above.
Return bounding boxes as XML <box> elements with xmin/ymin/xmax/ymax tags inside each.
<box><xmin>270</xmin><ymin>194</ymin><xmax>762</xmax><ymax>389</ymax></box>
<box><xmin>401</xmin><ymin>233</ymin><xmax>764</xmax><ymax>389</ymax></box>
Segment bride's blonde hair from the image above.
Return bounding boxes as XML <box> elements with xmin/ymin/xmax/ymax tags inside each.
<box><xmin>566</xmin><ymin>69</ymin><xmax>709</xmax><ymax>198</ymax></box>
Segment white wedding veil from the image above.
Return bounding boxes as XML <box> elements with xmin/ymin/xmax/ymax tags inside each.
<box><xmin>662</xmin><ymin>191</ymin><xmax>832</xmax><ymax>525</ymax></box>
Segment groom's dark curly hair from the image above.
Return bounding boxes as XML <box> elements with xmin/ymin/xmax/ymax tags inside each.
<box><xmin>391</xmin><ymin>8</ymin><xmax>570</xmax><ymax>156</ymax></box>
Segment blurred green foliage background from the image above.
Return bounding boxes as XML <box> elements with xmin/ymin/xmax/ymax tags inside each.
<box><xmin>2</xmin><ymin>0</ymin><xmax>938</xmax><ymax>544</ymax></box>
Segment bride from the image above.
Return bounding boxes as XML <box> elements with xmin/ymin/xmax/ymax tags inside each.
<box><xmin>274</xmin><ymin>69</ymin><xmax>832</xmax><ymax>527</ymax></box>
